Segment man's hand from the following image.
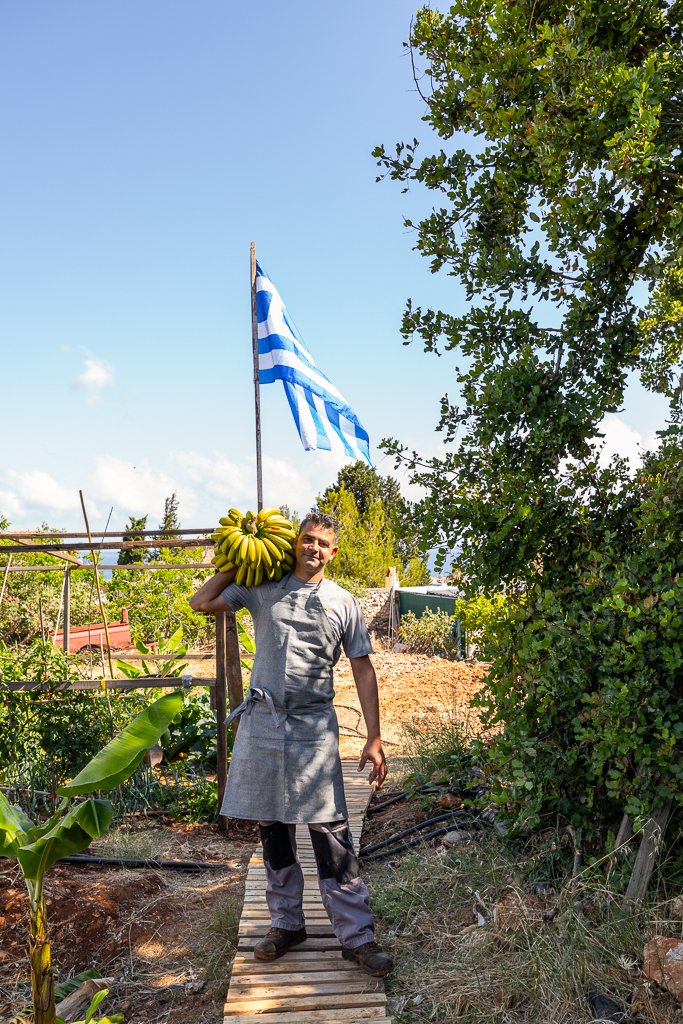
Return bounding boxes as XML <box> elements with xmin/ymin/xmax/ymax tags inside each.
<box><xmin>358</xmin><ymin>736</ymin><xmax>387</xmax><ymax>788</ymax></box>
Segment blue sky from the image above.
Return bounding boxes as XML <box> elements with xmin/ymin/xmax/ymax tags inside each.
<box><xmin>0</xmin><ymin>2</ymin><xmax>670</xmax><ymax>531</ymax></box>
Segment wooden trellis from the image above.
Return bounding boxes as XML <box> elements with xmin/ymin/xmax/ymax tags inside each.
<box><xmin>0</xmin><ymin>526</ymin><xmax>244</xmax><ymax>828</ymax></box>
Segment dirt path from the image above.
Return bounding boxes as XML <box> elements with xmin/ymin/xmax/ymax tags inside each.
<box><xmin>0</xmin><ymin>652</ymin><xmax>486</xmax><ymax>1024</ymax></box>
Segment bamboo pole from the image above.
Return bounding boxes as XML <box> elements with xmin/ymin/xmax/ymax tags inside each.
<box><xmin>251</xmin><ymin>241</ymin><xmax>263</xmax><ymax>510</ymax></box>
<box><xmin>79</xmin><ymin>491</ymin><xmax>115</xmax><ymax>679</ymax></box>
<box><xmin>0</xmin><ymin>554</ymin><xmax>12</xmax><ymax>608</ymax></box>
<box><xmin>63</xmin><ymin>570</ymin><xmax>71</xmax><ymax>657</ymax></box>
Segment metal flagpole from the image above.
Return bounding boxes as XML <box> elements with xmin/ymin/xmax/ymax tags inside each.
<box><xmin>250</xmin><ymin>241</ymin><xmax>264</xmax><ymax>510</ymax></box>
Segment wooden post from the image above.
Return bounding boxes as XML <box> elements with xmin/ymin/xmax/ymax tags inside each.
<box><xmin>225</xmin><ymin>610</ymin><xmax>244</xmax><ymax>726</ymax></box>
<box><xmin>78</xmin><ymin>490</ymin><xmax>115</xmax><ymax>678</ymax></box>
<box><xmin>251</xmin><ymin>241</ymin><xmax>263</xmax><ymax>510</ymax></box>
<box><xmin>215</xmin><ymin>610</ymin><xmax>229</xmax><ymax>831</ymax></box>
<box><xmin>623</xmin><ymin>798</ymin><xmax>673</xmax><ymax>906</ymax></box>
<box><xmin>63</xmin><ymin>569</ymin><xmax>71</xmax><ymax>660</ymax></box>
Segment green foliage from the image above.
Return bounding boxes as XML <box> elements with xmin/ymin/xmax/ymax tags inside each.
<box><xmin>105</xmin><ymin>545</ymin><xmax>213</xmax><ymax>646</ymax></box>
<box><xmin>476</xmin><ymin>436</ymin><xmax>683</xmax><ymax>838</ymax></box>
<box><xmin>154</xmin><ymin>769</ymin><xmax>219</xmax><ymax>823</ymax></box>
<box><xmin>0</xmin><ymin>641</ymin><xmax>145</xmax><ymax>815</ymax></box>
<box><xmin>115</xmin><ymin>626</ymin><xmax>189</xmax><ymax>679</ymax></box>
<box><xmin>117</xmin><ymin>514</ymin><xmax>148</xmax><ymax>565</ymax></box>
<box><xmin>59</xmin><ymin>690</ymin><xmax>185</xmax><ymax>797</ymax></box>
<box><xmin>316</xmin><ymin>485</ymin><xmax>398</xmax><ymax>587</ymax></box>
<box><xmin>453</xmin><ymin>592</ymin><xmax>510</xmax><ymax>659</ymax></box>
<box><xmin>377</xmin><ymin>0</ymin><xmax>683</xmax><ymax>858</ymax></box>
<box><xmin>318</xmin><ymin>462</ymin><xmax>429</xmax><ymax>581</ymax></box>
<box><xmin>0</xmin><ymin>691</ymin><xmax>183</xmax><ymax>1024</ymax></box>
<box><xmin>0</xmin><ymin>527</ymin><xmax>107</xmax><ymax>644</ymax></box>
<box><xmin>161</xmin><ymin>689</ymin><xmax>219</xmax><ymax>769</ymax></box>
<box><xmin>398</xmin><ymin>608</ymin><xmax>460</xmax><ymax>659</ymax></box>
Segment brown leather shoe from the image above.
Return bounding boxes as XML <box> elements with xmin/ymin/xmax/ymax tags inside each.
<box><xmin>341</xmin><ymin>940</ymin><xmax>394</xmax><ymax>977</ymax></box>
<box><xmin>254</xmin><ymin>926</ymin><xmax>307</xmax><ymax>961</ymax></box>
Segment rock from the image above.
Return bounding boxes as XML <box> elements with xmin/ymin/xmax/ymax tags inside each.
<box><xmin>669</xmin><ymin>896</ymin><xmax>683</xmax><ymax>921</ymax></box>
<box><xmin>442</xmin><ymin>829</ymin><xmax>473</xmax><ymax>846</ymax></box>
<box><xmin>643</xmin><ymin>936</ymin><xmax>683</xmax><ymax>1002</ymax></box>
<box><xmin>437</xmin><ymin>792</ymin><xmax>462</xmax><ymax>809</ymax></box>
<box><xmin>588</xmin><ymin>989</ymin><xmax>625</xmax><ymax>1022</ymax></box>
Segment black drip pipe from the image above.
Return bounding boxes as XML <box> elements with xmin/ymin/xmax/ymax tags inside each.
<box><xmin>362</xmin><ymin>820</ymin><xmax>485</xmax><ymax>862</ymax></box>
<box><xmin>360</xmin><ymin>809</ymin><xmax>476</xmax><ymax>857</ymax></box>
<box><xmin>58</xmin><ymin>853</ymin><xmax>233</xmax><ymax>872</ymax></box>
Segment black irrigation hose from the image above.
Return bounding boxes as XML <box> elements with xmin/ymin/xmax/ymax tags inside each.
<box><xmin>366</xmin><ymin>790</ymin><xmax>409</xmax><ymax>815</ymax></box>
<box><xmin>58</xmin><ymin>853</ymin><xmax>233</xmax><ymax>872</ymax></box>
<box><xmin>360</xmin><ymin>809</ymin><xmax>479</xmax><ymax>857</ymax></box>
<box><xmin>361</xmin><ymin>820</ymin><xmax>485</xmax><ymax>862</ymax></box>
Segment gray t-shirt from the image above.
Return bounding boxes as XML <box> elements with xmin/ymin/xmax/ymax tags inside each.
<box><xmin>221</xmin><ymin>574</ymin><xmax>373</xmax><ymax>659</ymax></box>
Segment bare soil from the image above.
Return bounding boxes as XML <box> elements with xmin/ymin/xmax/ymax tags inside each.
<box><xmin>0</xmin><ymin>652</ymin><xmax>485</xmax><ymax>1024</ymax></box>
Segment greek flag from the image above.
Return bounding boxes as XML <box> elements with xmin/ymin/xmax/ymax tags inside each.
<box><xmin>255</xmin><ymin>261</ymin><xmax>372</xmax><ymax>465</ymax></box>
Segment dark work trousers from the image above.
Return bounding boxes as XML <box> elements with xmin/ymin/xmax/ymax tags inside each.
<box><xmin>258</xmin><ymin>819</ymin><xmax>374</xmax><ymax>950</ymax></box>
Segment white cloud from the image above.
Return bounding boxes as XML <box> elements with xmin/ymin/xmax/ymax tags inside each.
<box><xmin>597</xmin><ymin>415</ymin><xmax>644</xmax><ymax>467</ymax></box>
<box><xmin>0</xmin><ymin>445</ymin><xmax>424</xmax><ymax>531</ymax></box>
<box><xmin>92</xmin><ymin>457</ymin><xmax>180</xmax><ymax>517</ymax></box>
<box><xmin>73</xmin><ymin>358</ymin><xmax>115</xmax><ymax>402</ymax></box>
<box><xmin>8</xmin><ymin>470</ymin><xmax>79</xmax><ymax>511</ymax></box>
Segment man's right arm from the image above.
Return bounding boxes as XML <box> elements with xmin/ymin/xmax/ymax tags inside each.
<box><xmin>189</xmin><ymin>568</ymin><xmax>237</xmax><ymax>614</ymax></box>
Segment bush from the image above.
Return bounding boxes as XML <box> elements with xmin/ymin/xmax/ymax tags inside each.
<box><xmin>398</xmin><ymin>608</ymin><xmax>460</xmax><ymax>658</ymax></box>
<box><xmin>0</xmin><ymin>639</ymin><xmax>154</xmax><ymax>816</ymax></box>
<box><xmin>453</xmin><ymin>593</ymin><xmax>510</xmax><ymax>659</ymax></box>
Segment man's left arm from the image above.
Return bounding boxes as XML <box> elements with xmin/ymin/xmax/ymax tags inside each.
<box><xmin>349</xmin><ymin>655</ymin><xmax>387</xmax><ymax>788</ymax></box>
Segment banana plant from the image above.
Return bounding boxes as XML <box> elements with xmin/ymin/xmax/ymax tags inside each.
<box><xmin>115</xmin><ymin>626</ymin><xmax>189</xmax><ymax>679</ymax></box>
<box><xmin>0</xmin><ymin>689</ymin><xmax>185</xmax><ymax>1024</ymax></box>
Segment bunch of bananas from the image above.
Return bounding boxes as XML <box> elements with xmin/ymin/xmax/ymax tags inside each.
<box><xmin>210</xmin><ymin>507</ymin><xmax>297</xmax><ymax>586</ymax></box>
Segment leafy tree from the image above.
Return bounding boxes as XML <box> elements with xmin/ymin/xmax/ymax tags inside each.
<box><xmin>106</xmin><ymin>544</ymin><xmax>213</xmax><ymax>647</ymax></box>
<box><xmin>0</xmin><ymin>526</ymin><xmax>106</xmax><ymax>643</ymax></box>
<box><xmin>318</xmin><ymin>462</ymin><xmax>429</xmax><ymax>584</ymax></box>
<box><xmin>376</xmin><ymin>1</ymin><xmax>683</xmax><ymax>848</ymax></box>
<box><xmin>316</xmin><ymin>485</ymin><xmax>397</xmax><ymax>587</ymax></box>
<box><xmin>159</xmin><ymin>493</ymin><xmax>180</xmax><ymax>536</ymax></box>
<box><xmin>117</xmin><ymin>514</ymin><xmax>148</xmax><ymax>565</ymax></box>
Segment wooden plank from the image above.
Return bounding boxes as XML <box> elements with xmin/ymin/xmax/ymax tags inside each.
<box><xmin>238</xmin><ymin>924</ymin><xmax>334</xmax><ymax>937</ymax></box>
<box><xmin>226</xmin><ymin>993</ymin><xmax>386</xmax><ymax>1014</ymax></box>
<box><xmin>623</xmin><ymin>798</ymin><xmax>673</xmax><ymax>905</ymax></box>
<box><xmin>225</xmin><ymin>1014</ymin><xmax>391</xmax><ymax>1024</ymax></box>
<box><xmin>229</xmin><ymin>970</ymin><xmax>369</xmax><ymax>984</ymax></box>
<box><xmin>3</xmin><ymin>678</ymin><xmax>216</xmax><ymax>692</ymax></box>
<box><xmin>216</xmin><ymin>610</ymin><xmax>229</xmax><ymax>831</ymax></box>
<box><xmin>0</xmin><ymin>562</ymin><xmax>213</xmax><ymax>572</ymax></box>
<box><xmin>238</xmin><ymin>937</ymin><xmax>342</xmax><ymax>951</ymax></box>
<box><xmin>1</xmin><ymin>528</ymin><xmax>214</xmax><ymax>539</ymax></box>
<box><xmin>0</xmin><ymin>536</ymin><xmax>214</xmax><ymax>554</ymax></box>
<box><xmin>230</xmin><ymin>953</ymin><xmax>354</xmax><ymax>972</ymax></box>
<box><xmin>229</xmin><ymin>980</ymin><xmax>382</xmax><ymax>997</ymax></box>
<box><xmin>224</xmin><ymin>758</ymin><xmax>387</xmax><ymax>1023</ymax></box>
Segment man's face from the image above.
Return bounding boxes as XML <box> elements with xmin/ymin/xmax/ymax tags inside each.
<box><xmin>295</xmin><ymin>523</ymin><xmax>338</xmax><ymax>575</ymax></box>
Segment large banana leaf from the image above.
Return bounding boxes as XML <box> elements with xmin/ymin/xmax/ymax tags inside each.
<box><xmin>58</xmin><ymin>689</ymin><xmax>184</xmax><ymax>796</ymax></box>
<box><xmin>16</xmin><ymin>798</ymin><xmax>114</xmax><ymax>880</ymax></box>
<box><xmin>0</xmin><ymin>791</ymin><xmax>34</xmax><ymax>857</ymax></box>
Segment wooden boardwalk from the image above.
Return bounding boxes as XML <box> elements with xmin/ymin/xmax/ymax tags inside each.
<box><xmin>223</xmin><ymin>759</ymin><xmax>392</xmax><ymax>1024</ymax></box>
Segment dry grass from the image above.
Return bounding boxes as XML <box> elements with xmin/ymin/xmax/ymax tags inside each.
<box><xmin>368</xmin><ymin>835</ymin><xmax>683</xmax><ymax>1024</ymax></box>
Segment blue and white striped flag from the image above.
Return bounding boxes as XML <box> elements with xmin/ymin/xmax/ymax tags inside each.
<box><xmin>255</xmin><ymin>261</ymin><xmax>372</xmax><ymax>466</ymax></box>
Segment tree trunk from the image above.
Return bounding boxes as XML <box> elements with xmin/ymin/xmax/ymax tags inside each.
<box><xmin>28</xmin><ymin>886</ymin><xmax>55</xmax><ymax>1024</ymax></box>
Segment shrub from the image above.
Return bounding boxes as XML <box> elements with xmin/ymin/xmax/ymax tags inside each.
<box><xmin>453</xmin><ymin>593</ymin><xmax>510</xmax><ymax>659</ymax></box>
<box><xmin>398</xmin><ymin>608</ymin><xmax>460</xmax><ymax>658</ymax></box>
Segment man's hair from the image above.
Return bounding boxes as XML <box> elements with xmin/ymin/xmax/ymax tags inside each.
<box><xmin>298</xmin><ymin>511</ymin><xmax>339</xmax><ymax>542</ymax></box>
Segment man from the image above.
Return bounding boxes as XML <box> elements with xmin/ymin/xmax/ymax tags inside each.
<box><xmin>189</xmin><ymin>510</ymin><xmax>393</xmax><ymax>977</ymax></box>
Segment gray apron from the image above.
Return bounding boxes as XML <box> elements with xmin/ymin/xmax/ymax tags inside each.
<box><xmin>219</xmin><ymin>575</ymin><xmax>348</xmax><ymax>823</ymax></box>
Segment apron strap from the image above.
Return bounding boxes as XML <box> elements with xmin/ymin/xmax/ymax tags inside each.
<box><xmin>226</xmin><ymin>686</ymin><xmax>285</xmax><ymax>728</ymax></box>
